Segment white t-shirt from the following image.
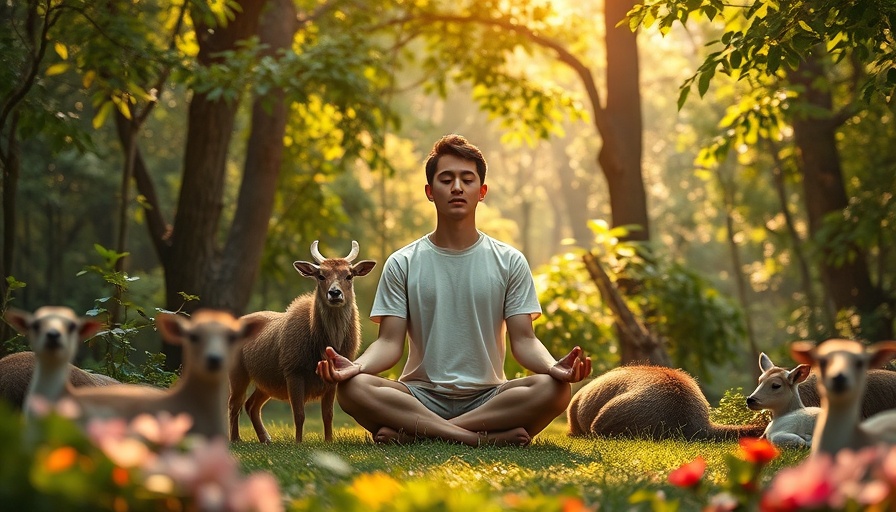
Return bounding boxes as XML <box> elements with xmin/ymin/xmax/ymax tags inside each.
<box><xmin>370</xmin><ymin>232</ymin><xmax>542</xmax><ymax>396</ymax></box>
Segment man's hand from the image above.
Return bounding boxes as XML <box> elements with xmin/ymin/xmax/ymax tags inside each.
<box><xmin>316</xmin><ymin>346</ymin><xmax>362</xmax><ymax>383</ymax></box>
<box><xmin>548</xmin><ymin>346</ymin><xmax>592</xmax><ymax>383</ymax></box>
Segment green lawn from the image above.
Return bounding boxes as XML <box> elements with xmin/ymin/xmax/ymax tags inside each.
<box><xmin>230</xmin><ymin>401</ymin><xmax>808</xmax><ymax>511</ymax></box>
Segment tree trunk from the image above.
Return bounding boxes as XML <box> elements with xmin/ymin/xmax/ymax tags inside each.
<box><xmin>582</xmin><ymin>251</ymin><xmax>671</xmax><ymax>366</ymax></box>
<box><xmin>599</xmin><ymin>0</ymin><xmax>649</xmax><ymax>241</ymax></box>
<box><xmin>766</xmin><ymin>139</ymin><xmax>835</xmax><ymax>338</ymax></box>
<box><xmin>599</xmin><ymin>0</ymin><xmax>667</xmax><ymax>364</ymax></box>
<box><xmin>788</xmin><ymin>52</ymin><xmax>892</xmax><ymax>340</ymax></box>
<box><xmin>160</xmin><ymin>0</ymin><xmax>295</xmax><ymax>369</ymax></box>
<box><xmin>208</xmin><ymin>0</ymin><xmax>296</xmax><ymax>313</ymax></box>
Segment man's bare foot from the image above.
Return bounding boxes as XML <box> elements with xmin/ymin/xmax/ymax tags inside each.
<box><xmin>479</xmin><ymin>427</ymin><xmax>531</xmax><ymax>447</ymax></box>
<box><xmin>374</xmin><ymin>426</ymin><xmax>418</xmax><ymax>445</ymax></box>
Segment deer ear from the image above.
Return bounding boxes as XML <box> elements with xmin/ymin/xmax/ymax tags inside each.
<box><xmin>4</xmin><ymin>308</ymin><xmax>32</xmax><ymax>335</ymax></box>
<box><xmin>352</xmin><ymin>260</ymin><xmax>377</xmax><ymax>277</ymax></box>
<box><xmin>78</xmin><ymin>318</ymin><xmax>104</xmax><ymax>341</ymax></box>
<box><xmin>869</xmin><ymin>341</ymin><xmax>896</xmax><ymax>369</ymax></box>
<box><xmin>758</xmin><ymin>352</ymin><xmax>774</xmax><ymax>373</ymax></box>
<box><xmin>293</xmin><ymin>261</ymin><xmax>319</xmax><ymax>278</ymax></box>
<box><xmin>787</xmin><ymin>364</ymin><xmax>812</xmax><ymax>385</ymax></box>
<box><xmin>790</xmin><ymin>341</ymin><xmax>816</xmax><ymax>365</ymax></box>
<box><xmin>156</xmin><ymin>313</ymin><xmax>187</xmax><ymax>345</ymax></box>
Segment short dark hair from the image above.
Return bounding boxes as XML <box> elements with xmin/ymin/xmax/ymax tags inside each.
<box><xmin>424</xmin><ymin>134</ymin><xmax>487</xmax><ymax>185</ymax></box>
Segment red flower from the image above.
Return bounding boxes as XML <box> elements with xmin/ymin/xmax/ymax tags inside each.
<box><xmin>739</xmin><ymin>437</ymin><xmax>779</xmax><ymax>465</ymax></box>
<box><xmin>668</xmin><ymin>456</ymin><xmax>706</xmax><ymax>488</ymax></box>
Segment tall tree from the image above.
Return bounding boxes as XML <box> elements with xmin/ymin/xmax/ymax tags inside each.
<box><xmin>630</xmin><ymin>0</ymin><xmax>896</xmax><ymax>340</ymax></box>
<box><xmin>381</xmin><ymin>0</ymin><xmax>669</xmax><ymax>364</ymax></box>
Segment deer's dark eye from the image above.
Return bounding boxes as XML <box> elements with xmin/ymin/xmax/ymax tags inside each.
<box><xmin>818</xmin><ymin>357</ymin><xmax>828</xmax><ymax>373</ymax></box>
<box><xmin>855</xmin><ymin>359</ymin><xmax>865</xmax><ymax>370</ymax></box>
<box><xmin>771</xmin><ymin>383</ymin><xmax>781</xmax><ymax>390</ymax></box>
<box><xmin>66</xmin><ymin>322</ymin><xmax>77</xmax><ymax>334</ymax></box>
<box><xmin>188</xmin><ymin>333</ymin><xmax>200</xmax><ymax>344</ymax></box>
<box><xmin>227</xmin><ymin>333</ymin><xmax>238</xmax><ymax>344</ymax></box>
<box><xmin>345</xmin><ymin>274</ymin><xmax>353</xmax><ymax>281</ymax></box>
<box><xmin>317</xmin><ymin>274</ymin><xmax>325</xmax><ymax>281</ymax></box>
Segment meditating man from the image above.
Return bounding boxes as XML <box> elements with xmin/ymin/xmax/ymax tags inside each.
<box><xmin>316</xmin><ymin>134</ymin><xmax>591</xmax><ymax>446</ymax></box>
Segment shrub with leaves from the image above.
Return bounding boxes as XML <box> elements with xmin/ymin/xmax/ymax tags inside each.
<box><xmin>710</xmin><ymin>387</ymin><xmax>769</xmax><ymax>427</ymax></box>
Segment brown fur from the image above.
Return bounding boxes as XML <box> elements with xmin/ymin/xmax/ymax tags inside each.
<box><xmin>568</xmin><ymin>365</ymin><xmax>766</xmax><ymax>440</ymax></box>
<box><xmin>798</xmin><ymin>370</ymin><xmax>896</xmax><ymax>418</ymax></box>
<box><xmin>73</xmin><ymin>310</ymin><xmax>265</xmax><ymax>439</ymax></box>
<box><xmin>0</xmin><ymin>351</ymin><xmax>119</xmax><ymax>409</ymax></box>
<box><xmin>229</xmin><ymin>241</ymin><xmax>376</xmax><ymax>443</ymax></box>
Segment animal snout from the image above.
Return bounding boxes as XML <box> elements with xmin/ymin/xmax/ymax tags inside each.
<box><xmin>830</xmin><ymin>373</ymin><xmax>849</xmax><ymax>393</ymax></box>
<box><xmin>746</xmin><ymin>396</ymin><xmax>759</xmax><ymax>410</ymax></box>
<box><xmin>45</xmin><ymin>329</ymin><xmax>62</xmax><ymax>349</ymax></box>
<box><xmin>205</xmin><ymin>355</ymin><xmax>224</xmax><ymax>372</ymax></box>
<box><xmin>327</xmin><ymin>289</ymin><xmax>344</xmax><ymax>302</ymax></box>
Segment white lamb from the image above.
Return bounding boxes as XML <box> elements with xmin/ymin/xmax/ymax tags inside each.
<box><xmin>746</xmin><ymin>352</ymin><xmax>820</xmax><ymax>447</ymax></box>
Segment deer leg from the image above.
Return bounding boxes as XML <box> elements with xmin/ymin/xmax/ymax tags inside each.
<box><xmin>286</xmin><ymin>377</ymin><xmax>306</xmax><ymax>443</ymax></box>
<box><xmin>321</xmin><ymin>386</ymin><xmax>336</xmax><ymax>441</ymax></box>
<box><xmin>246</xmin><ymin>388</ymin><xmax>273</xmax><ymax>444</ymax></box>
<box><xmin>227</xmin><ymin>364</ymin><xmax>250</xmax><ymax>442</ymax></box>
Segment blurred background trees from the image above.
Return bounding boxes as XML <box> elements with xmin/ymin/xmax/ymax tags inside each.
<box><xmin>2</xmin><ymin>0</ymin><xmax>893</xmax><ymax>395</ymax></box>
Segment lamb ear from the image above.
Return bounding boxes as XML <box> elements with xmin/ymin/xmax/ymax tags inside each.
<box><xmin>787</xmin><ymin>364</ymin><xmax>812</xmax><ymax>385</ymax></box>
<box><xmin>4</xmin><ymin>308</ymin><xmax>32</xmax><ymax>335</ymax></box>
<box><xmin>868</xmin><ymin>341</ymin><xmax>896</xmax><ymax>369</ymax></box>
<box><xmin>758</xmin><ymin>352</ymin><xmax>774</xmax><ymax>373</ymax></box>
<box><xmin>790</xmin><ymin>340</ymin><xmax>817</xmax><ymax>365</ymax></box>
<box><xmin>293</xmin><ymin>261</ymin><xmax>319</xmax><ymax>278</ymax></box>
<box><xmin>155</xmin><ymin>313</ymin><xmax>188</xmax><ymax>346</ymax></box>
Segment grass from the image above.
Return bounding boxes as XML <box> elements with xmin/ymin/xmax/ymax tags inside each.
<box><xmin>230</xmin><ymin>401</ymin><xmax>809</xmax><ymax>510</ymax></box>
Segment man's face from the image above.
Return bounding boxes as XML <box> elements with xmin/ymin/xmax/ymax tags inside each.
<box><xmin>425</xmin><ymin>154</ymin><xmax>487</xmax><ymax>219</ymax></box>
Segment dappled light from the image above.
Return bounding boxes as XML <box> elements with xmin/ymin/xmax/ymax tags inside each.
<box><xmin>2</xmin><ymin>0</ymin><xmax>895</xmax><ymax>509</ymax></box>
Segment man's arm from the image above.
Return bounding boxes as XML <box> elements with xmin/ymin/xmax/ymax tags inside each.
<box><xmin>506</xmin><ymin>314</ymin><xmax>591</xmax><ymax>383</ymax></box>
<box><xmin>316</xmin><ymin>315</ymin><xmax>407</xmax><ymax>383</ymax></box>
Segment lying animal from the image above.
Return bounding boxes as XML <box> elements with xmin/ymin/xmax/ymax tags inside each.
<box><xmin>746</xmin><ymin>352</ymin><xmax>820</xmax><ymax>447</ymax></box>
<box><xmin>568</xmin><ymin>365</ymin><xmax>765</xmax><ymax>440</ymax></box>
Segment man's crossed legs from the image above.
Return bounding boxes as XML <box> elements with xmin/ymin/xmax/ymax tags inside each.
<box><xmin>336</xmin><ymin>373</ymin><xmax>571</xmax><ymax>447</ymax></box>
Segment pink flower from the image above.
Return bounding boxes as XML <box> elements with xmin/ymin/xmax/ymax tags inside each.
<box><xmin>881</xmin><ymin>446</ymin><xmax>896</xmax><ymax>485</ymax></box>
<box><xmin>26</xmin><ymin>395</ymin><xmax>81</xmax><ymax>419</ymax></box>
<box><xmin>131</xmin><ymin>412</ymin><xmax>193</xmax><ymax>448</ymax></box>
<box><xmin>87</xmin><ymin>417</ymin><xmax>156</xmax><ymax>468</ymax></box>
<box><xmin>229</xmin><ymin>473</ymin><xmax>284</xmax><ymax>512</ymax></box>
<box><xmin>760</xmin><ymin>454</ymin><xmax>835</xmax><ymax>511</ymax></box>
<box><xmin>668</xmin><ymin>456</ymin><xmax>706</xmax><ymax>488</ymax></box>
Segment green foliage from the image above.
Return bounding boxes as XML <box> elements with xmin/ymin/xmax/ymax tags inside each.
<box><xmin>531</xmin><ymin>218</ymin><xmax>747</xmax><ymax>382</ymax></box>
<box><xmin>621</xmin><ymin>247</ymin><xmax>746</xmax><ymax>379</ymax></box>
<box><xmin>532</xmin><ymin>254</ymin><xmax>618</xmax><ymax>375</ymax></box>
<box><xmin>629</xmin><ymin>0</ymin><xmax>896</xmax><ymax>105</ymax></box>
<box><xmin>2</xmin><ymin>276</ymin><xmax>29</xmax><ymax>353</ymax></box>
<box><xmin>76</xmin><ymin>244</ymin><xmax>178</xmax><ymax>387</ymax></box>
<box><xmin>709</xmin><ymin>387</ymin><xmax>769</xmax><ymax>427</ymax></box>
<box><xmin>392</xmin><ymin>0</ymin><xmax>589</xmax><ymax>146</ymax></box>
